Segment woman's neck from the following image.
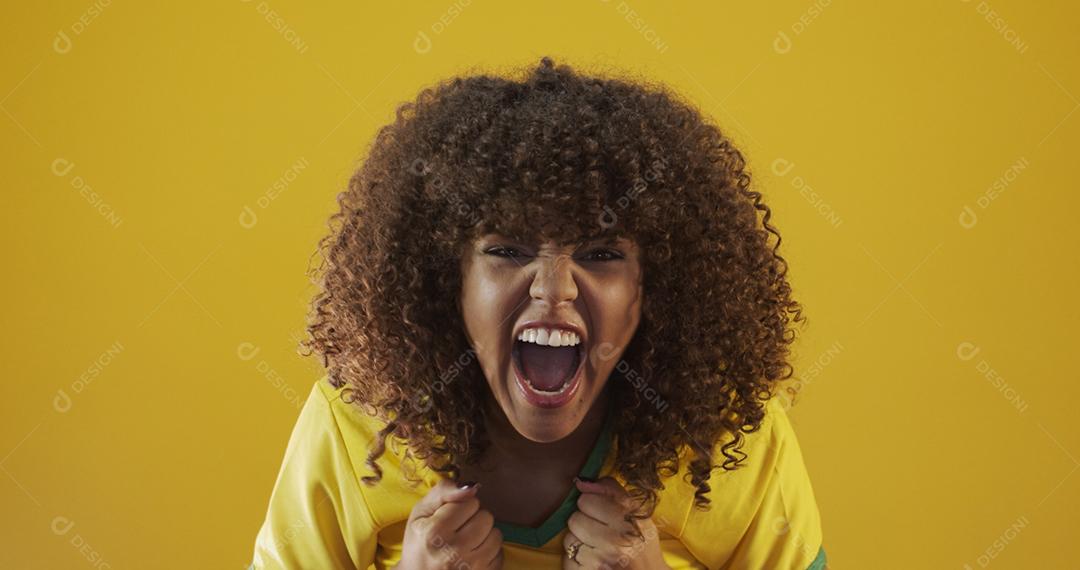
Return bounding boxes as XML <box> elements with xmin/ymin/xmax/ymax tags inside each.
<box><xmin>479</xmin><ymin>387</ymin><xmax>611</xmax><ymax>471</ymax></box>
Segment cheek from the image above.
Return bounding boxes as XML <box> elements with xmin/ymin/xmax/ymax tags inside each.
<box><xmin>598</xmin><ymin>277</ymin><xmax>644</xmax><ymax>332</ymax></box>
<box><xmin>584</xmin><ymin>274</ymin><xmax>644</xmax><ymax>372</ymax></box>
<box><xmin>460</xmin><ymin>269</ymin><xmax>520</xmax><ymax>350</ymax></box>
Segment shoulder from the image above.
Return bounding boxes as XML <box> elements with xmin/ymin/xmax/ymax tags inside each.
<box><xmin>305</xmin><ymin>377</ymin><xmax>439</xmax><ymax>517</ymax></box>
<box><xmin>271</xmin><ymin>377</ymin><xmax>390</xmax><ymax>499</ymax></box>
<box><xmin>303</xmin><ymin>377</ymin><xmax>398</xmax><ymax>474</ymax></box>
<box><xmin>708</xmin><ymin>396</ymin><xmax>810</xmax><ymax>491</ymax></box>
<box><xmin>660</xmin><ymin>397</ymin><xmax>799</xmax><ymax>493</ymax></box>
<box><xmin>252</xmin><ymin>378</ymin><xmax>389</xmax><ymax>567</ymax></box>
<box><xmin>307</xmin><ymin>376</ymin><xmax>390</xmax><ymax>451</ymax></box>
<box><xmin>655</xmin><ymin>396</ymin><xmax>824</xmax><ymax>569</ymax></box>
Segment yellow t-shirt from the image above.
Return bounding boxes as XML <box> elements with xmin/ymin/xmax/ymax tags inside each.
<box><xmin>251</xmin><ymin>378</ymin><xmax>827</xmax><ymax>569</ymax></box>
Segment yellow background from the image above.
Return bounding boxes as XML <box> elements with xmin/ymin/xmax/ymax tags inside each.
<box><xmin>3</xmin><ymin>1</ymin><xmax>1076</xmax><ymax>568</ymax></box>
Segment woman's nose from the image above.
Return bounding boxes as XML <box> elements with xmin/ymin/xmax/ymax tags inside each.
<box><xmin>529</xmin><ymin>254</ymin><xmax>578</xmax><ymax>305</ymax></box>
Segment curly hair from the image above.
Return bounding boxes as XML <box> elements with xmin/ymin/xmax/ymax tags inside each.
<box><xmin>300</xmin><ymin>56</ymin><xmax>807</xmax><ymax>521</ymax></box>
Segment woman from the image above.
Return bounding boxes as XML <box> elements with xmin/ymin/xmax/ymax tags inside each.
<box><xmin>251</xmin><ymin>56</ymin><xmax>826</xmax><ymax>569</ymax></box>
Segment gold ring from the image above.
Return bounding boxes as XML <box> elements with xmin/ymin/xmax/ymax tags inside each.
<box><xmin>565</xmin><ymin>540</ymin><xmax>582</xmax><ymax>563</ymax></box>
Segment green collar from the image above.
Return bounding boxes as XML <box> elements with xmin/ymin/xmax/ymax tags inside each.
<box><xmin>493</xmin><ymin>407</ymin><xmax>616</xmax><ymax>548</ymax></box>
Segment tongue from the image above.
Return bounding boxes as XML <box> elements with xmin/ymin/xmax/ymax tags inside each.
<box><xmin>518</xmin><ymin>342</ymin><xmax>577</xmax><ymax>391</ymax></box>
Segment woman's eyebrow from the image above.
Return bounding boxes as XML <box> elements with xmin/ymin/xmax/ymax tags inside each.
<box><xmin>483</xmin><ymin>235</ymin><xmax>631</xmax><ymax>250</ymax></box>
<box><xmin>580</xmin><ymin>237</ymin><xmax>629</xmax><ymax>247</ymax></box>
<box><xmin>480</xmin><ymin>233</ymin><xmax>525</xmax><ymax>244</ymax></box>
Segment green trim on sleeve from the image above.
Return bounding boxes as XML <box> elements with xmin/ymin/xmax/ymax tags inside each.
<box><xmin>493</xmin><ymin>403</ymin><xmax>615</xmax><ymax>548</ymax></box>
<box><xmin>807</xmin><ymin>545</ymin><xmax>827</xmax><ymax>570</ymax></box>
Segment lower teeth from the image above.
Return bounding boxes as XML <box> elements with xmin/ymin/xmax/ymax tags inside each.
<box><xmin>528</xmin><ymin>377</ymin><xmax>572</xmax><ymax>394</ymax></box>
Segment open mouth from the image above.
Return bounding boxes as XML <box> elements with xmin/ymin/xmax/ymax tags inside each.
<box><xmin>510</xmin><ymin>329</ymin><xmax>586</xmax><ymax>408</ymax></box>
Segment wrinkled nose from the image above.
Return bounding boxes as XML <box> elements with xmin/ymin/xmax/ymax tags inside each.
<box><xmin>529</xmin><ymin>255</ymin><xmax>578</xmax><ymax>306</ymax></box>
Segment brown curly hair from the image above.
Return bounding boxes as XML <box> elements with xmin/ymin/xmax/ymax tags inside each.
<box><xmin>300</xmin><ymin>56</ymin><xmax>807</xmax><ymax>520</ymax></box>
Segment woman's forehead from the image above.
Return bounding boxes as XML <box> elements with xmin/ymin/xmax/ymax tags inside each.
<box><xmin>477</xmin><ymin>232</ymin><xmax>637</xmax><ymax>248</ymax></box>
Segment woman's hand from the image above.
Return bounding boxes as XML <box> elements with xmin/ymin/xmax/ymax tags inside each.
<box><xmin>395</xmin><ymin>479</ymin><xmax>504</xmax><ymax>570</ymax></box>
<box><xmin>563</xmin><ymin>477</ymin><xmax>671</xmax><ymax>570</ymax></box>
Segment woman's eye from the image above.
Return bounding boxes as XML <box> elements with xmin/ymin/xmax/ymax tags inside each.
<box><xmin>485</xmin><ymin>246</ymin><xmax>525</xmax><ymax>258</ymax></box>
<box><xmin>581</xmin><ymin>248</ymin><xmax>624</xmax><ymax>262</ymax></box>
<box><xmin>484</xmin><ymin>246</ymin><xmax>623</xmax><ymax>262</ymax></box>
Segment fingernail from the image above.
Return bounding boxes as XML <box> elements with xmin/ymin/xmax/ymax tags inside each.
<box><xmin>457</xmin><ymin>480</ymin><xmax>478</xmax><ymax>490</ymax></box>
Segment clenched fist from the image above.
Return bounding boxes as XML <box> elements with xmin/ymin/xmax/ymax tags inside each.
<box><xmin>563</xmin><ymin>477</ymin><xmax>670</xmax><ymax>570</ymax></box>
<box><xmin>394</xmin><ymin>479</ymin><xmax>504</xmax><ymax>570</ymax></box>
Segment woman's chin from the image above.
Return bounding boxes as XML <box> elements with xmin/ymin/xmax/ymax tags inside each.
<box><xmin>509</xmin><ymin>413</ymin><xmax>581</xmax><ymax>443</ymax></box>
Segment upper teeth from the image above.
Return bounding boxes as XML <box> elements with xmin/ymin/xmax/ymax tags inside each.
<box><xmin>517</xmin><ymin>327</ymin><xmax>581</xmax><ymax>347</ymax></box>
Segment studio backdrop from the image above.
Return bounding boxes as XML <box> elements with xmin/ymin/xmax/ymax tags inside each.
<box><xmin>2</xmin><ymin>1</ymin><xmax>1076</xmax><ymax>568</ymax></box>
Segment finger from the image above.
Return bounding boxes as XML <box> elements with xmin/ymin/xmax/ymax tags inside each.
<box><xmin>575</xmin><ymin>491</ymin><xmax>627</xmax><ymax>527</ymax></box>
<box><xmin>426</xmin><ymin>496</ymin><xmax>482</xmax><ymax>538</ymax></box>
<box><xmin>574</xmin><ymin>476</ymin><xmax>630</xmax><ymax>504</ymax></box>
<box><xmin>566</xmin><ymin>526</ymin><xmax>634</xmax><ymax>570</ymax></box>
<box><xmin>562</xmin><ymin>530</ymin><xmax>585</xmax><ymax>569</ymax></box>
<box><xmin>568</xmin><ymin>509</ymin><xmax>634</xmax><ymax>551</ymax></box>
<box><xmin>454</xmin><ymin>508</ymin><xmax>495</xmax><ymax>550</ymax></box>
<box><xmin>578</xmin><ymin>492</ymin><xmax>649</xmax><ymax>544</ymax></box>
<box><xmin>472</xmin><ymin>525</ymin><xmax>503</xmax><ymax>566</ymax></box>
<box><xmin>563</xmin><ymin>528</ymin><xmax>607</xmax><ymax>570</ymax></box>
<box><xmin>574</xmin><ymin>541</ymin><xmax>625</xmax><ymax>570</ymax></box>
<box><xmin>411</xmin><ymin>479</ymin><xmax>480</xmax><ymax>520</ymax></box>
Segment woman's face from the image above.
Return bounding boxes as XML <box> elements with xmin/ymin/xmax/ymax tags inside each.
<box><xmin>459</xmin><ymin>233</ymin><xmax>644</xmax><ymax>443</ymax></box>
